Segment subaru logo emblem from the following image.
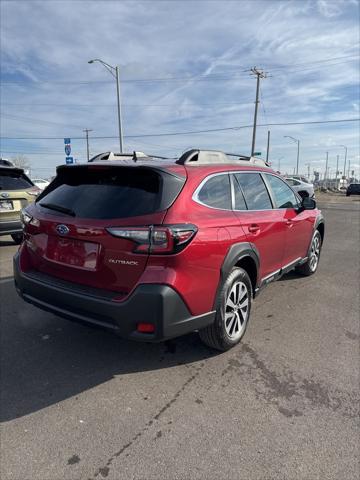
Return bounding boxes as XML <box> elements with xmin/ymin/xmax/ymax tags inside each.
<box><xmin>1</xmin><ymin>192</ymin><xmax>10</xmax><ymax>198</ymax></box>
<box><xmin>56</xmin><ymin>224</ymin><xmax>70</xmax><ymax>236</ymax></box>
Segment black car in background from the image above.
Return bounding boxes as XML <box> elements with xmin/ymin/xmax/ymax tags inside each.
<box><xmin>346</xmin><ymin>183</ymin><xmax>360</xmax><ymax>196</ymax></box>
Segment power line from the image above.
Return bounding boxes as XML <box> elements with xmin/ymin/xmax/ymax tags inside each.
<box><xmin>263</xmin><ymin>54</ymin><xmax>359</xmax><ymax>70</ymax></box>
<box><xmin>1</xmin><ymin>55</ymin><xmax>358</xmax><ymax>86</ymax></box>
<box><xmin>259</xmin><ymin>85</ymin><xmax>270</xmax><ymax>126</ymax></box>
<box><xmin>2</xmin><ymin>102</ymin><xmax>253</xmax><ymax>107</ymax></box>
<box><xmin>1</xmin><ymin>118</ymin><xmax>358</xmax><ymax>140</ymax></box>
<box><xmin>1</xmin><ymin>113</ymin><xmax>85</xmax><ymax>129</ymax></box>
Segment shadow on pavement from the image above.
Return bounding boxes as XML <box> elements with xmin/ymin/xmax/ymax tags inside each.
<box><xmin>0</xmin><ymin>282</ymin><xmax>216</xmax><ymax>422</ymax></box>
<box><xmin>0</xmin><ymin>238</ymin><xmax>17</xmax><ymax>247</ymax></box>
<box><xmin>278</xmin><ymin>271</ymin><xmax>304</xmax><ymax>282</ymax></box>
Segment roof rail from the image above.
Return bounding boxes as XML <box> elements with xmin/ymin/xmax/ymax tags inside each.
<box><xmin>88</xmin><ymin>151</ymin><xmax>169</xmax><ymax>163</ymax></box>
<box><xmin>176</xmin><ymin>149</ymin><xmax>270</xmax><ymax>167</ymax></box>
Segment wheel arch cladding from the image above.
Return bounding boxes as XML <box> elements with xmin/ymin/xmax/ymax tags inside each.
<box><xmin>316</xmin><ymin>221</ymin><xmax>325</xmax><ymax>243</ymax></box>
<box><xmin>234</xmin><ymin>256</ymin><xmax>258</xmax><ymax>295</ymax></box>
<box><xmin>215</xmin><ymin>243</ymin><xmax>259</xmax><ymax>307</ymax></box>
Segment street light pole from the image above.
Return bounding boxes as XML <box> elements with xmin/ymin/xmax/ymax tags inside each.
<box><xmin>296</xmin><ymin>139</ymin><xmax>300</xmax><ymax>175</ymax></box>
<box><xmin>284</xmin><ymin>136</ymin><xmax>300</xmax><ymax>175</ymax></box>
<box><xmin>340</xmin><ymin>144</ymin><xmax>347</xmax><ymax>179</ymax></box>
<box><xmin>115</xmin><ymin>66</ymin><xmax>124</xmax><ymax>154</ymax></box>
<box><xmin>325</xmin><ymin>151</ymin><xmax>329</xmax><ymax>189</ymax></box>
<box><xmin>88</xmin><ymin>59</ymin><xmax>124</xmax><ymax>153</ymax></box>
<box><xmin>335</xmin><ymin>154</ymin><xmax>339</xmax><ymax>188</ymax></box>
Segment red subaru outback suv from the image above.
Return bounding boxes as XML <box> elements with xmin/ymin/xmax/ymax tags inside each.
<box><xmin>14</xmin><ymin>150</ymin><xmax>324</xmax><ymax>351</ymax></box>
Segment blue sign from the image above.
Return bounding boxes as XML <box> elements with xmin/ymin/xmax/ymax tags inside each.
<box><xmin>65</xmin><ymin>145</ymin><xmax>71</xmax><ymax>156</ymax></box>
<box><xmin>66</xmin><ymin>157</ymin><xmax>74</xmax><ymax>164</ymax></box>
<box><xmin>64</xmin><ymin>138</ymin><xmax>71</xmax><ymax>145</ymax></box>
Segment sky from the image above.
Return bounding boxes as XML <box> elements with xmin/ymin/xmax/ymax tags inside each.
<box><xmin>0</xmin><ymin>0</ymin><xmax>359</xmax><ymax>178</ymax></box>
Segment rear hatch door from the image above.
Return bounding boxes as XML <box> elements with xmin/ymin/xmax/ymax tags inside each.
<box><xmin>0</xmin><ymin>168</ymin><xmax>36</xmax><ymax>221</ymax></box>
<box><xmin>26</xmin><ymin>163</ymin><xmax>186</xmax><ymax>296</ymax></box>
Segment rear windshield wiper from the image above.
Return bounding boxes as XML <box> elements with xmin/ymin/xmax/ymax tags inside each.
<box><xmin>39</xmin><ymin>202</ymin><xmax>76</xmax><ymax>217</ymax></box>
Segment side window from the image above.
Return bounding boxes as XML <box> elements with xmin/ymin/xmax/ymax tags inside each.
<box><xmin>266</xmin><ymin>174</ymin><xmax>299</xmax><ymax>209</ymax></box>
<box><xmin>235</xmin><ymin>173</ymin><xmax>272</xmax><ymax>210</ymax></box>
<box><xmin>197</xmin><ymin>174</ymin><xmax>231</xmax><ymax>209</ymax></box>
<box><xmin>232</xmin><ymin>175</ymin><xmax>247</xmax><ymax>210</ymax></box>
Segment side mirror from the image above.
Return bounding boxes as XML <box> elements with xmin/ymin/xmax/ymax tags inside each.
<box><xmin>297</xmin><ymin>190</ymin><xmax>308</xmax><ymax>199</ymax></box>
<box><xmin>301</xmin><ymin>196</ymin><xmax>316</xmax><ymax>210</ymax></box>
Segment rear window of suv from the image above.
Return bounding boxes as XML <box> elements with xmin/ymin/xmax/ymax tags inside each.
<box><xmin>37</xmin><ymin>166</ymin><xmax>185</xmax><ymax>219</ymax></box>
<box><xmin>0</xmin><ymin>170</ymin><xmax>33</xmax><ymax>190</ymax></box>
<box><xmin>197</xmin><ymin>174</ymin><xmax>231</xmax><ymax>209</ymax></box>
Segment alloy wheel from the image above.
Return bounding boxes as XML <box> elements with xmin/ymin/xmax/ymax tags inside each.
<box><xmin>224</xmin><ymin>281</ymin><xmax>249</xmax><ymax>339</ymax></box>
<box><xmin>309</xmin><ymin>234</ymin><xmax>321</xmax><ymax>272</ymax></box>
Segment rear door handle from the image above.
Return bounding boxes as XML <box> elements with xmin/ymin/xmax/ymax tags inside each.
<box><xmin>248</xmin><ymin>224</ymin><xmax>260</xmax><ymax>233</ymax></box>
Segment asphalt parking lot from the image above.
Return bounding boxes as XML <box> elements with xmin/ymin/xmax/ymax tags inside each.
<box><xmin>1</xmin><ymin>197</ymin><xmax>359</xmax><ymax>480</ymax></box>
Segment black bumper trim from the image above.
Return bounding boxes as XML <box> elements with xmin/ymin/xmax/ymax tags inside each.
<box><xmin>13</xmin><ymin>253</ymin><xmax>215</xmax><ymax>342</ymax></box>
<box><xmin>0</xmin><ymin>219</ymin><xmax>22</xmax><ymax>235</ymax></box>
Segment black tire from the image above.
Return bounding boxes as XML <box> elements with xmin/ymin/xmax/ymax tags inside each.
<box><xmin>199</xmin><ymin>267</ymin><xmax>252</xmax><ymax>351</ymax></box>
<box><xmin>11</xmin><ymin>233</ymin><xmax>23</xmax><ymax>245</ymax></box>
<box><xmin>296</xmin><ymin>230</ymin><xmax>322</xmax><ymax>276</ymax></box>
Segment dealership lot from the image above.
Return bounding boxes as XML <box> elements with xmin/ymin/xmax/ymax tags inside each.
<box><xmin>1</xmin><ymin>198</ymin><xmax>359</xmax><ymax>480</ymax></box>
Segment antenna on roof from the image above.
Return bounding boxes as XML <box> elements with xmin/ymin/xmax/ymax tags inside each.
<box><xmin>132</xmin><ymin>151</ymin><xmax>138</xmax><ymax>162</ymax></box>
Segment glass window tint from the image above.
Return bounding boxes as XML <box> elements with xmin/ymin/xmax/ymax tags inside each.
<box><xmin>198</xmin><ymin>174</ymin><xmax>231</xmax><ymax>209</ymax></box>
<box><xmin>235</xmin><ymin>173</ymin><xmax>272</xmax><ymax>210</ymax></box>
<box><xmin>232</xmin><ymin>175</ymin><xmax>247</xmax><ymax>210</ymax></box>
<box><xmin>266</xmin><ymin>174</ymin><xmax>299</xmax><ymax>209</ymax></box>
<box><xmin>39</xmin><ymin>168</ymin><xmax>162</xmax><ymax>219</ymax></box>
<box><xmin>0</xmin><ymin>172</ymin><xmax>33</xmax><ymax>190</ymax></box>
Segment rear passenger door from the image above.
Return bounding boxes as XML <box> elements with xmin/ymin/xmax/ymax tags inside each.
<box><xmin>264</xmin><ymin>173</ymin><xmax>313</xmax><ymax>266</ymax></box>
<box><xmin>231</xmin><ymin>172</ymin><xmax>286</xmax><ymax>281</ymax></box>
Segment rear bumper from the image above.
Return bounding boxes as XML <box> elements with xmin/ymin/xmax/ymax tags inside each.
<box><xmin>13</xmin><ymin>253</ymin><xmax>215</xmax><ymax>342</ymax></box>
<box><xmin>0</xmin><ymin>219</ymin><xmax>22</xmax><ymax>236</ymax></box>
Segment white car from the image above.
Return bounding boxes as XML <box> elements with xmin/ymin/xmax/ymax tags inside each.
<box><xmin>285</xmin><ymin>177</ymin><xmax>314</xmax><ymax>198</ymax></box>
<box><xmin>32</xmin><ymin>178</ymin><xmax>50</xmax><ymax>191</ymax></box>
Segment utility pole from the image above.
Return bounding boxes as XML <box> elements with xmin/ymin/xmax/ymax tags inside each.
<box><xmin>83</xmin><ymin>129</ymin><xmax>92</xmax><ymax>161</ymax></box>
<box><xmin>250</xmin><ymin>67</ymin><xmax>267</xmax><ymax>157</ymax></box>
<box><xmin>325</xmin><ymin>151</ymin><xmax>329</xmax><ymax>189</ymax></box>
<box><xmin>266</xmin><ymin>130</ymin><xmax>270</xmax><ymax>163</ymax></box>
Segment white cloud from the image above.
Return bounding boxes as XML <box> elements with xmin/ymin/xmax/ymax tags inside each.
<box><xmin>0</xmin><ymin>0</ymin><xmax>359</xmax><ymax>176</ymax></box>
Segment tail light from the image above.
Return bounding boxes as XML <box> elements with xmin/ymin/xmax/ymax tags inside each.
<box><xmin>27</xmin><ymin>187</ymin><xmax>41</xmax><ymax>197</ymax></box>
<box><xmin>106</xmin><ymin>224</ymin><xmax>197</xmax><ymax>254</ymax></box>
<box><xmin>20</xmin><ymin>209</ymin><xmax>40</xmax><ymax>228</ymax></box>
